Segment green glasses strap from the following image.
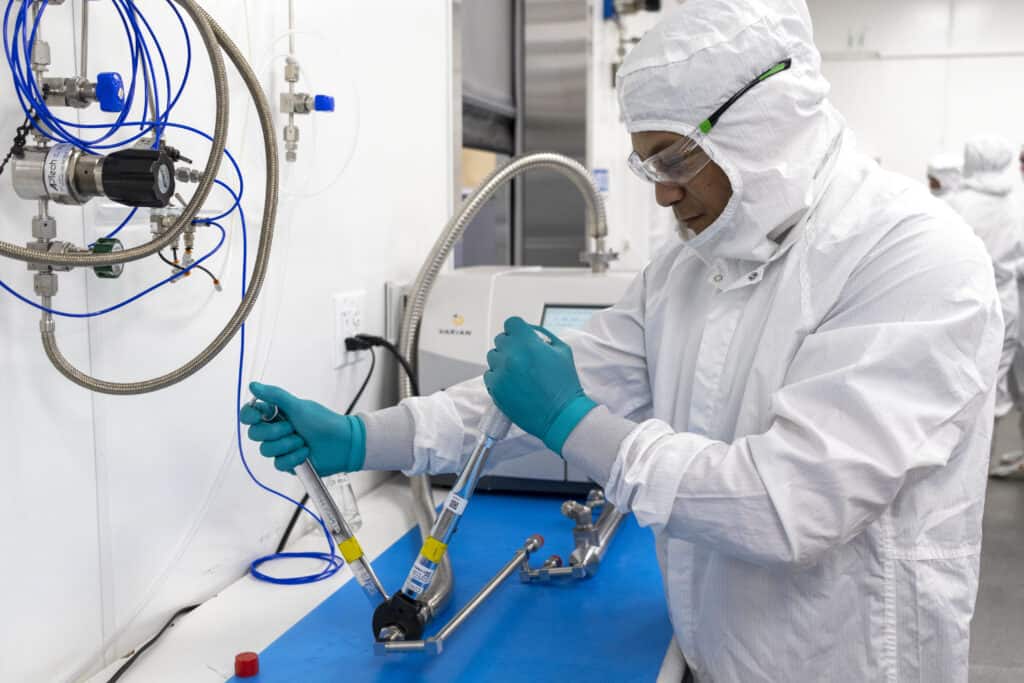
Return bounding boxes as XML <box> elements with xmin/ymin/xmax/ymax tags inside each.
<box><xmin>698</xmin><ymin>58</ymin><xmax>793</xmax><ymax>135</ymax></box>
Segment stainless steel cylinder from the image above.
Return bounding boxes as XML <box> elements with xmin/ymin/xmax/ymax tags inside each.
<box><xmin>11</xmin><ymin>148</ymin><xmax>47</xmax><ymax>201</ymax></box>
<box><xmin>11</xmin><ymin>144</ymin><xmax>103</xmax><ymax>205</ymax></box>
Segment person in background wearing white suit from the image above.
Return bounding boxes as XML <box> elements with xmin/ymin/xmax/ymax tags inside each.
<box><xmin>947</xmin><ymin>136</ymin><xmax>1021</xmax><ymax>423</ymax></box>
<box><xmin>927</xmin><ymin>152</ymin><xmax>963</xmax><ymax>198</ymax></box>
<box><xmin>991</xmin><ymin>142</ymin><xmax>1024</xmax><ymax>475</ymax></box>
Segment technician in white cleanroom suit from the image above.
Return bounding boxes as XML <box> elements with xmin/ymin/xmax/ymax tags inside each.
<box><xmin>947</xmin><ymin>136</ymin><xmax>1021</xmax><ymax>418</ymax></box>
<box><xmin>242</xmin><ymin>1</ymin><xmax>1003</xmax><ymax>680</ymax></box>
<box><xmin>926</xmin><ymin>152</ymin><xmax>963</xmax><ymax>197</ymax></box>
<box><xmin>994</xmin><ymin>142</ymin><xmax>1024</xmax><ymax>472</ymax></box>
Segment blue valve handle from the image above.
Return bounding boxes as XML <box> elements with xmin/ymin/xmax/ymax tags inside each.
<box><xmin>313</xmin><ymin>94</ymin><xmax>335</xmax><ymax>112</ymax></box>
<box><xmin>95</xmin><ymin>72</ymin><xmax>126</xmax><ymax>113</ymax></box>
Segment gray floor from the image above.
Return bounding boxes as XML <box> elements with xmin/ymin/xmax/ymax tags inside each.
<box><xmin>969</xmin><ymin>412</ymin><xmax>1024</xmax><ymax>681</ymax></box>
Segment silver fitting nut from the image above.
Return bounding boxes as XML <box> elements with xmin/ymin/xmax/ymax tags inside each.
<box><xmin>175</xmin><ymin>167</ymin><xmax>201</xmax><ymax>183</ymax></box>
<box><xmin>280</xmin><ymin>93</ymin><xmax>314</xmax><ymax>115</ymax></box>
<box><xmin>285</xmin><ymin>59</ymin><xmax>300</xmax><ymax>83</ymax></box>
<box><xmin>32</xmin><ymin>39</ymin><xmax>51</xmax><ymax>68</ymax></box>
<box><xmin>31</xmin><ymin>215</ymin><xmax>57</xmax><ymax>240</ymax></box>
<box><xmin>293</xmin><ymin>93</ymin><xmax>314</xmax><ymax>115</ymax></box>
<box><xmin>283</xmin><ymin>125</ymin><xmax>300</xmax><ymax>143</ymax></box>
<box><xmin>25</xmin><ymin>241</ymin><xmax>52</xmax><ymax>272</ymax></box>
<box><xmin>34</xmin><ymin>271</ymin><xmax>59</xmax><ymax>298</ymax></box>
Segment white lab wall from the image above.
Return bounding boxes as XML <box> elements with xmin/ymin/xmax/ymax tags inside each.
<box><xmin>589</xmin><ymin>0</ymin><xmax>1024</xmax><ymax>266</ymax></box>
<box><xmin>0</xmin><ymin>2</ymin><xmax>453</xmax><ymax>681</ymax></box>
<box><xmin>810</xmin><ymin>0</ymin><xmax>1024</xmax><ymax>178</ymax></box>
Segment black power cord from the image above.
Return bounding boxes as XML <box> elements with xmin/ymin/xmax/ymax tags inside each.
<box><xmin>348</xmin><ymin>333</ymin><xmax>420</xmax><ymax>397</ymax></box>
<box><xmin>274</xmin><ymin>346</ymin><xmax>377</xmax><ymax>553</ymax></box>
<box><xmin>104</xmin><ymin>604</ymin><xmax>200</xmax><ymax>683</ymax></box>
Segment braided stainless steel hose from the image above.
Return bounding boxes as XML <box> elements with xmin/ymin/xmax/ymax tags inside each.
<box><xmin>397</xmin><ymin>152</ymin><xmax>610</xmax><ymax>618</ymax></box>
<box><xmin>40</xmin><ymin>1</ymin><xmax>280</xmax><ymax>395</ymax></box>
<box><xmin>0</xmin><ymin>0</ymin><xmax>227</xmax><ymax>268</ymax></box>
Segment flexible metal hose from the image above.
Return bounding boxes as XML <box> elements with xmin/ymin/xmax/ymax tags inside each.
<box><xmin>398</xmin><ymin>152</ymin><xmax>609</xmax><ymax>618</ymax></box>
<box><xmin>39</xmin><ymin>1</ymin><xmax>280</xmax><ymax>395</ymax></box>
<box><xmin>0</xmin><ymin>0</ymin><xmax>227</xmax><ymax>268</ymax></box>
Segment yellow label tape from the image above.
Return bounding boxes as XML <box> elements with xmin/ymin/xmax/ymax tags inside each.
<box><xmin>338</xmin><ymin>537</ymin><xmax>364</xmax><ymax>563</ymax></box>
<box><xmin>421</xmin><ymin>536</ymin><xmax>448</xmax><ymax>563</ymax></box>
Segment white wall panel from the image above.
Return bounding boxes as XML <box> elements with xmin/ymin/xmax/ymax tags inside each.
<box><xmin>0</xmin><ymin>5</ymin><xmax>104</xmax><ymax>679</ymax></box>
<box><xmin>821</xmin><ymin>59</ymin><xmax>948</xmax><ymax>177</ymax></box>
<box><xmin>944</xmin><ymin>56</ymin><xmax>1024</xmax><ymax>150</ymax></box>
<box><xmin>950</xmin><ymin>0</ymin><xmax>1024</xmax><ymax>52</ymax></box>
<box><xmin>807</xmin><ymin>0</ymin><xmax>952</xmax><ymax>54</ymax></box>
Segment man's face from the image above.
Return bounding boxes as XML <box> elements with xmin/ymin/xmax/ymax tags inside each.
<box><xmin>631</xmin><ymin>131</ymin><xmax>733</xmax><ymax>235</ymax></box>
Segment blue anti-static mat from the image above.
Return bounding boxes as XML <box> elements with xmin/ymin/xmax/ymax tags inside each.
<box><xmin>235</xmin><ymin>492</ymin><xmax>671</xmax><ymax>682</ymax></box>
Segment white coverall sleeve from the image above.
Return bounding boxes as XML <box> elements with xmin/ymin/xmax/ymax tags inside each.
<box><xmin>565</xmin><ymin>224</ymin><xmax>1003</xmax><ymax>568</ymax></box>
<box><xmin>393</xmin><ymin>270</ymin><xmax>653</xmax><ymax>476</ymax></box>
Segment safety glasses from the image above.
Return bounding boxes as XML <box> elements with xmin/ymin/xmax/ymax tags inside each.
<box><xmin>627</xmin><ymin>59</ymin><xmax>792</xmax><ymax>186</ymax></box>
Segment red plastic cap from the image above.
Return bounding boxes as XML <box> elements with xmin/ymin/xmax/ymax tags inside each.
<box><xmin>235</xmin><ymin>651</ymin><xmax>259</xmax><ymax>678</ymax></box>
<box><xmin>530</xmin><ymin>534</ymin><xmax>544</xmax><ymax>548</ymax></box>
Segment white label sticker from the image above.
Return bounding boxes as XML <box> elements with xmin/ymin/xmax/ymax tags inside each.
<box><xmin>445</xmin><ymin>493</ymin><xmax>468</xmax><ymax>515</ymax></box>
<box><xmin>45</xmin><ymin>144</ymin><xmax>74</xmax><ymax>197</ymax></box>
<box><xmin>402</xmin><ymin>563</ymin><xmax>437</xmax><ymax>598</ymax></box>
<box><xmin>411</xmin><ymin>564</ymin><xmax>435</xmax><ymax>584</ymax></box>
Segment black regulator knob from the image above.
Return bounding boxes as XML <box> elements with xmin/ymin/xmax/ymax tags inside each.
<box><xmin>101</xmin><ymin>148</ymin><xmax>175</xmax><ymax>208</ymax></box>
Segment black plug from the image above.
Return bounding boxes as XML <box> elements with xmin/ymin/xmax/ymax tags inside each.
<box><xmin>345</xmin><ymin>335</ymin><xmax>374</xmax><ymax>352</ymax></box>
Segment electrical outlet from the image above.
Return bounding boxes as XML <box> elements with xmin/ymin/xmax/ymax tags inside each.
<box><xmin>332</xmin><ymin>290</ymin><xmax>366</xmax><ymax>368</ymax></box>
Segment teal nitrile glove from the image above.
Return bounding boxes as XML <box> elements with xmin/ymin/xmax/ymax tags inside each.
<box><xmin>483</xmin><ymin>316</ymin><xmax>598</xmax><ymax>455</ymax></box>
<box><xmin>239</xmin><ymin>382</ymin><xmax>366</xmax><ymax>475</ymax></box>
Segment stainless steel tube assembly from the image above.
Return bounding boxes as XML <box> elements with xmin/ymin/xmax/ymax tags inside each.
<box><xmin>34</xmin><ymin>0</ymin><xmax>280</xmax><ymax>395</ymax></box>
<box><xmin>397</xmin><ymin>152</ymin><xmax>612</xmax><ymax>618</ymax></box>
<box><xmin>376</xmin><ymin>535</ymin><xmax>544</xmax><ymax>655</ymax></box>
<box><xmin>294</xmin><ymin>462</ymin><xmax>388</xmax><ymax>605</ymax></box>
<box><xmin>397</xmin><ymin>407</ymin><xmax>511</xmax><ymax>604</ymax></box>
<box><xmin>372</xmin><ymin>407</ymin><xmax>512</xmax><ymax>642</ymax></box>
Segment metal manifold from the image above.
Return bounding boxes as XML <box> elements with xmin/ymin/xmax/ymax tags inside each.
<box><xmin>520</xmin><ymin>489</ymin><xmax>624</xmax><ymax>583</ymax></box>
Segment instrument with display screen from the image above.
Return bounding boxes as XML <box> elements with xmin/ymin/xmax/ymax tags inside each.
<box><xmin>418</xmin><ymin>266</ymin><xmax>634</xmax><ymax>492</ymax></box>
